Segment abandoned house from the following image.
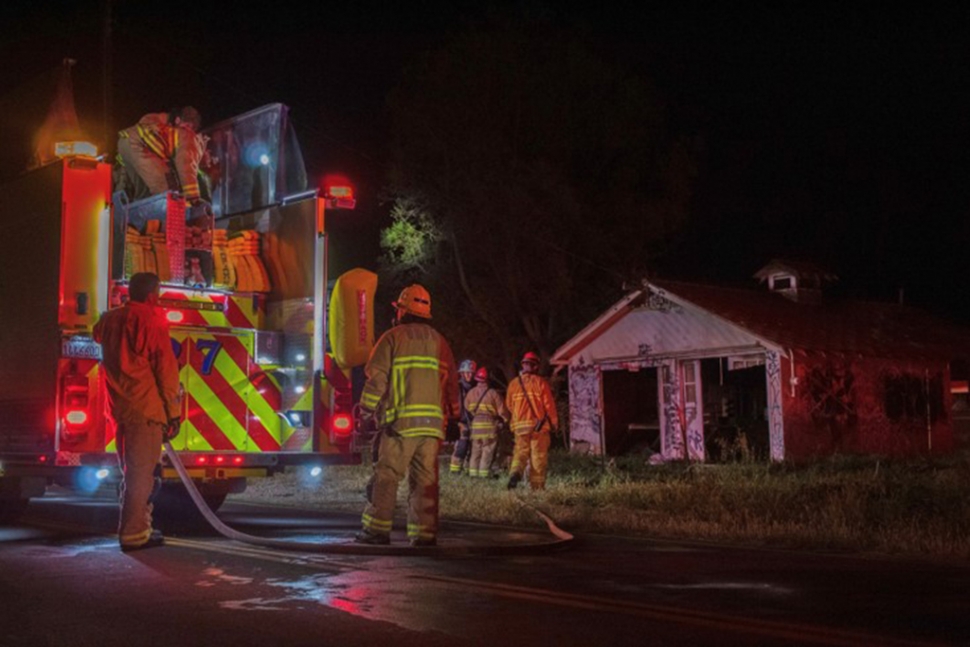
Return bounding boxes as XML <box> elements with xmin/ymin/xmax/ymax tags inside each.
<box><xmin>551</xmin><ymin>260</ymin><xmax>970</xmax><ymax>462</ymax></box>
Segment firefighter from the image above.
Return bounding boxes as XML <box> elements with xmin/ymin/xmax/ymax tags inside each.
<box><xmin>448</xmin><ymin>359</ymin><xmax>477</xmax><ymax>475</ymax></box>
<box><xmin>465</xmin><ymin>367</ymin><xmax>509</xmax><ymax>478</ymax></box>
<box><xmin>116</xmin><ymin>106</ymin><xmax>206</xmax><ymax>204</ymax></box>
<box><xmin>505</xmin><ymin>351</ymin><xmax>558</xmax><ymax>491</ymax></box>
<box><xmin>355</xmin><ymin>284</ymin><xmax>460</xmax><ymax>547</ymax></box>
<box><xmin>92</xmin><ymin>272</ymin><xmax>181</xmax><ymax>551</ymax></box>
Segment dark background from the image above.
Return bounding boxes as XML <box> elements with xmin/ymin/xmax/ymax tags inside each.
<box><xmin>3</xmin><ymin>2</ymin><xmax>969</xmax><ymax>322</ymax></box>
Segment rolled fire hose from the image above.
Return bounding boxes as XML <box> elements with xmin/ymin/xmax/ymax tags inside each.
<box><xmin>162</xmin><ymin>442</ymin><xmax>573</xmax><ymax>552</ymax></box>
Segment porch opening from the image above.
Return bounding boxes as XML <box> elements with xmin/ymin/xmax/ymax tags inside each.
<box><xmin>701</xmin><ymin>358</ymin><xmax>770</xmax><ymax>461</ymax></box>
<box><xmin>602</xmin><ymin>368</ymin><xmax>659</xmax><ymax>456</ymax></box>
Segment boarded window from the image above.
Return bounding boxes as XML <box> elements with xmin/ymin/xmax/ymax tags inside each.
<box><xmin>883</xmin><ymin>373</ymin><xmax>946</xmax><ymax>424</ymax></box>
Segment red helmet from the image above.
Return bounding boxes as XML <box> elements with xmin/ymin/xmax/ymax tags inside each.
<box><xmin>475</xmin><ymin>367</ymin><xmax>488</xmax><ymax>382</ymax></box>
<box><xmin>521</xmin><ymin>352</ymin><xmax>540</xmax><ymax>365</ymax></box>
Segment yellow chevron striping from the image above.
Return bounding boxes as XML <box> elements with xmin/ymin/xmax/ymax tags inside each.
<box><xmin>231</xmin><ymin>296</ymin><xmax>261</xmax><ymax>328</ymax></box>
<box><xmin>201</xmin><ymin>310</ymin><xmax>226</xmax><ymax>327</ymax></box>
<box><xmin>182</xmin><ymin>418</ymin><xmax>214</xmax><ymax>452</ymax></box>
<box><xmin>211</xmin><ymin>346</ymin><xmax>280</xmax><ymax>443</ymax></box>
<box><xmin>185</xmin><ymin>363</ymin><xmax>248</xmax><ymax>451</ymax></box>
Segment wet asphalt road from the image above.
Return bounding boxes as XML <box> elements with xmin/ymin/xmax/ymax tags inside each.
<box><xmin>0</xmin><ymin>493</ymin><xmax>967</xmax><ymax>647</ymax></box>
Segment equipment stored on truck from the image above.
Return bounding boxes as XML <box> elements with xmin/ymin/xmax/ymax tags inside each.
<box><xmin>0</xmin><ymin>104</ymin><xmax>375</xmax><ymax>522</ymax></box>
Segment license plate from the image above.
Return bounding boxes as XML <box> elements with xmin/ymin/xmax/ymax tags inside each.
<box><xmin>62</xmin><ymin>338</ymin><xmax>102</xmax><ymax>360</ymax></box>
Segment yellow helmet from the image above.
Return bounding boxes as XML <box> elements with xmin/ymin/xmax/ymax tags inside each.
<box><xmin>393</xmin><ymin>284</ymin><xmax>432</xmax><ymax>319</ymax></box>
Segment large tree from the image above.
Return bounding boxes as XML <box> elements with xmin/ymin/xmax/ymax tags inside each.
<box><xmin>382</xmin><ymin>21</ymin><xmax>695</xmax><ymax>380</ymax></box>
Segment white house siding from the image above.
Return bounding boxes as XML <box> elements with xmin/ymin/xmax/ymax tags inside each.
<box><xmin>567</xmin><ymin>358</ymin><xmax>603</xmax><ymax>454</ymax></box>
<box><xmin>765</xmin><ymin>350</ymin><xmax>786</xmax><ymax>461</ymax></box>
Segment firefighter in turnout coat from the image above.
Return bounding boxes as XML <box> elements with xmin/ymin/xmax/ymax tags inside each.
<box><xmin>505</xmin><ymin>352</ymin><xmax>558</xmax><ymax>490</ymax></box>
<box><xmin>356</xmin><ymin>284</ymin><xmax>460</xmax><ymax>547</ymax></box>
<box><xmin>448</xmin><ymin>359</ymin><xmax>477</xmax><ymax>474</ymax></box>
<box><xmin>117</xmin><ymin>107</ymin><xmax>206</xmax><ymax>204</ymax></box>
<box><xmin>464</xmin><ymin>367</ymin><xmax>509</xmax><ymax>477</ymax></box>
<box><xmin>93</xmin><ymin>273</ymin><xmax>181</xmax><ymax>551</ymax></box>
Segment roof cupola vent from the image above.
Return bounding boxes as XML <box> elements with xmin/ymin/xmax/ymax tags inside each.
<box><xmin>753</xmin><ymin>259</ymin><xmax>838</xmax><ymax>304</ymax></box>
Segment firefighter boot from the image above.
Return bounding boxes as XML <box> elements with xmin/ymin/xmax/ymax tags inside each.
<box><xmin>121</xmin><ymin>529</ymin><xmax>165</xmax><ymax>553</ymax></box>
<box><xmin>410</xmin><ymin>537</ymin><xmax>437</xmax><ymax>547</ymax></box>
<box><xmin>354</xmin><ymin>530</ymin><xmax>390</xmax><ymax>545</ymax></box>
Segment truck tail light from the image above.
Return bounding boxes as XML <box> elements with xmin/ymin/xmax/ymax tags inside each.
<box><xmin>65</xmin><ymin>410</ymin><xmax>89</xmax><ymax>426</ymax></box>
<box><xmin>332</xmin><ymin>413</ymin><xmax>353</xmax><ymax>437</ymax></box>
<box><xmin>61</xmin><ymin>374</ymin><xmax>91</xmax><ymax>438</ymax></box>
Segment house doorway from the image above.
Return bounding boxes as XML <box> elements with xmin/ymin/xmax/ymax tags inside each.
<box><xmin>602</xmin><ymin>367</ymin><xmax>660</xmax><ymax>456</ymax></box>
<box><xmin>701</xmin><ymin>358</ymin><xmax>770</xmax><ymax>461</ymax></box>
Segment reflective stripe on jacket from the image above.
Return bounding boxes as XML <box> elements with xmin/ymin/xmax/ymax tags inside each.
<box><xmin>464</xmin><ymin>384</ymin><xmax>508</xmax><ymax>438</ymax></box>
<box><xmin>359</xmin><ymin>323</ymin><xmax>459</xmax><ymax>438</ymax></box>
<box><xmin>120</xmin><ymin>113</ymin><xmax>204</xmax><ymax>201</ymax></box>
<box><xmin>93</xmin><ymin>301</ymin><xmax>180</xmax><ymax>425</ymax></box>
<box><xmin>505</xmin><ymin>373</ymin><xmax>558</xmax><ymax>435</ymax></box>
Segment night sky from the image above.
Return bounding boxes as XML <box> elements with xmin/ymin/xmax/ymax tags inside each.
<box><xmin>3</xmin><ymin>3</ymin><xmax>969</xmax><ymax>322</ymax></box>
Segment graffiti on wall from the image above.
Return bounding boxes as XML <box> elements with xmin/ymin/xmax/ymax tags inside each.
<box><xmin>682</xmin><ymin>360</ymin><xmax>705</xmax><ymax>461</ymax></box>
<box><xmin>658</xmin><ymin>360</ymin><xmax>707</xmax><ymax>460</ymax></box>
<box><xmin>660</xmin><ymin>360</ymin><xmax>685</xmax><ymax>459</ymax></box>
<box><xmin>804</xmin><ymin>362</ymin><xmax>857</xmax><ymax>442</ymax></box>
<box><xmin>765</xmin><ymin>351</ymin><xmax>785</xmax><ymax>461</ymax></box>
<box><xmin>645</xmin><ymin>289</ymin><xmax>683</xmax><ymax>314</ymax></box>
<box><xmin>568</xmin><ymin>358</ymin><xmax>602</xmax><ymax>453</ymax></box>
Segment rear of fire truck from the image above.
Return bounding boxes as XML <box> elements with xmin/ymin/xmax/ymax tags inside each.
<box><xmin>0</xmin><ymin>104</ymin><xmax>371</xmax><ymax>522</ymax></box>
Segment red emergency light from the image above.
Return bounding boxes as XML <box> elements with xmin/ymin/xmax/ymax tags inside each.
<box><xmin>327</xmin><ymin>185</ymin><xmax>354</xmax><ymax>199</ymax></box>
<box><xmin>322</xmin><ymin>174</ymin><xmax>356</xmax><ymax>210</ymax></box>
<box><xmin>332</xmin><ymin>413</ymin><xmax>353</xmax><ymax>436</ymax></box>
<box><xmin>233</xmin><ymin>456</ymin><xmax>244</xmax><ymax>465</ymax></box>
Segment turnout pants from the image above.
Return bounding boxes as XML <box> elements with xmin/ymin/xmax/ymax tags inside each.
<box><xmin>117</xmin><ymin>134</ymin><xmax>172</xmax><ymax>198</ymax></box>
<box><xmin>510</xmin><ymin>432</ymin><xmax>551</xmax><ymax>490</ymax></box>
<box><xmin>449</xmin><ymin>429</ymin><xmax>470</xmax><ymax>474</ymax></box>
<box><xmin>361</xmin><ymin>435</ymin><xmax>441</xmax><ymax>542</ymax></box>
<box><xmin>468</xmin><ymin>436</ymin><xmax>497</xmax><ymax>477</ymax></box>
<box><xmin>116</xmin><ymin>416</ymin><xmax>164</xmax><ymax>548</ymax></box>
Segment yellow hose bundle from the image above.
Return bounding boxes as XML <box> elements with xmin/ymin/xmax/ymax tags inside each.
<box><xmin>152</xmin><ymin>233</ymin><xmax>171</xmax><ymax>283</ymax></box>
<box><xmin>212</xmin><ymin>230</ymin><xmax>236</xmax><ymax>290</ymax></box>
<box><xmin>226</xmin><ymin>230</ymin><xmax>271</xmax><ymax>293</ymax></box>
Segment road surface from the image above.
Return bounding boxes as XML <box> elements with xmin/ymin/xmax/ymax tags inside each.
<box><xmin>0</xmin><ymin>491</ymin><xmax>966</xmax><ymax>647</ymax></box>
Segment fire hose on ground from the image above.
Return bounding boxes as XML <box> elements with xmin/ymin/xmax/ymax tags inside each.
<box><xmin>162</xmin><ymin>442</ymin><xmax>573</xmax><ymax>555</ymax></box>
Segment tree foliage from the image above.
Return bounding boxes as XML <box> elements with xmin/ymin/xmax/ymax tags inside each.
<box><xmin>383</xmin><ymin>20</ymin><xmax>695</xmax><ymax>380</ymax></box>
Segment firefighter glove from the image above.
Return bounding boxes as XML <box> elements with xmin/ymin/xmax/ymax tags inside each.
<box><xmin>163</xmin><ymin>418</ymin><xmax>181</xmax><ymax>442</ymax></box>
<box><xmin>358</xmin><ymin>410</ymin><xmax>378</xmax><ymax>434</ymax></box>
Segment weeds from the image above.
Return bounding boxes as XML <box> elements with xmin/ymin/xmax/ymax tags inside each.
<box><xmin>236</xmin><ymin>447</ymin><xmax>970</xmax><ymax>560</ymax></box>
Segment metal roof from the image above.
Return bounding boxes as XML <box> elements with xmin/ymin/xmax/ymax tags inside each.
<box><xmin>553</xmin><ymin>279</ymin><xmax>970</xmax><ymax>365</ymax></box>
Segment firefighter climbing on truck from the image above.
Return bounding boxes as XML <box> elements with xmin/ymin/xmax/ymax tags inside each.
<box><xmin>116</xmin><ymin>106</ymin><xmax>207</xmax><ymax>205</ymax></box>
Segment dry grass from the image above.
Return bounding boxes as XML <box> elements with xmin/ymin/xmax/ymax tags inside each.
<box><xmin>235</xmin><ymin>448</ymin><xmax>970</xmax><ymax>560</ymax></box>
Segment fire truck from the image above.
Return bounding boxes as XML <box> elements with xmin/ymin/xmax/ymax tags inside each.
<box><xmin>0</xmin><ymin>104</ymin><xmax>374</xmax><ymax>522</ymax></box>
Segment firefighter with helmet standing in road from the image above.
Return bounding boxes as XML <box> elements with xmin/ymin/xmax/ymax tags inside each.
<box><xmin>505</xmin><ymin>352</ymin><xmax>558</xmax><ymax>490</ymax></box>
<box><xmin>356</xmin><ymin>284</ymin><xmax>460</xmax><ymax>546</ymax></box>
<box><xmin>448</xmin><ymin>358</ymin><xmax>478</xmax><ymax>475</ymax></box>
<box><xmin>93</xmin><ymin>272</ymin><xmax>181</xmax><ymax>551</ymax></box>
<box><xmin>465</xmin><ymin>367</ymin><xmax>509</xmax><ymax>478</ymax></box>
